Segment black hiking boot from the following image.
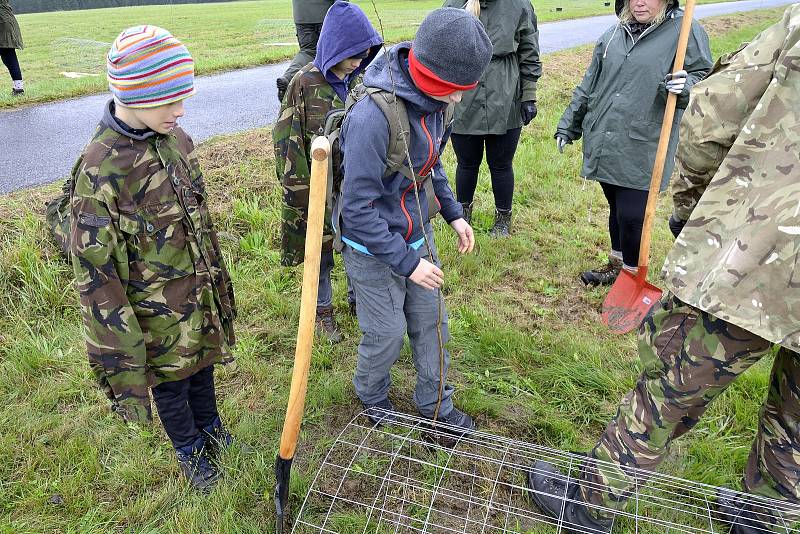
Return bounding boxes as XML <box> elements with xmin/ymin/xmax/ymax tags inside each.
<box><xmin>716</xmin><ymin>489</ymin><xmax>777</xmax><ymax>533</ymax></box>
<box><xmin>526</xmin><ymin>460</ymin><xmax>613</xmax><ymax>533</ymax></box>
<box><xmin>276</xmin><ymin>77</ymin><xmax>288</xmax><ymax>103</ymax></box>
<box><xmin>175</xmin><ymin>435</ymin><xmax>221</xmax><ymax>491</ymax></box>
<box><xmin>201</xmin><ymin>415</ymin><xmax>234</xmax><ymax>460</ymax></box>
<box><xmin>363</xmin><ymin>398</ymin><xmax>398</xmax><ymax>426</ymax></box>
<box><xmin>316</xmin><ymin>305</ymin><xmax>343</xmax><ymax>343</ymax></box>
<box><xmin>348</xmin><ymin>299</ymin><xmax>357</xmax><ymax>317</ymax></box>
<box><xmin>422</xmin><ymin>407</ymin><xmax>475</xmax><ymax>447</ymax></box>
<box><xmin>460</xmin><ymin>202</ymin><xmax>474</xmax><ymax>225</ymax></box>
<box><xmin>11</xmin><ymin>88</ymin><xmax>23</xmax><ymax>96</ymax></box>
<box><xmin>489</xmin><ymin>208</ymin><xmax>512</xmax><ymax>238</ymax></box>
<box><xmin>580</xmin><ymin>257</ymin><xmax>622</xmax><ymax>287</ymax></box>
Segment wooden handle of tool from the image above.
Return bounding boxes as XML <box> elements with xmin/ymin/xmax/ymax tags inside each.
<box><xmin>638</xmin><ymin>0</ymin><xmax>696</xmax><ymax>270</ymax></box>
<box><xmin>278</xmin><ymin>136</ymin><xmax>330</xmax><ymax>460</ymax></box>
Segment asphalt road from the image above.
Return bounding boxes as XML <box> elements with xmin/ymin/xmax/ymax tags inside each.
<box><xmin>0</xmin><ymin>0</ymin><xmax>791</xmax><ymax>194</ymax></box>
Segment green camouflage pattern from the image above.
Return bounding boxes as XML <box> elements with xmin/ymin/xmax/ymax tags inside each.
<box><xmin>274</xmin><ymin>63</ymin><xmax>353</xmax><ymax>266</ymax></box>
<box><xmin>45</xmin><ymin>175</ymin><xmax>75</xmax><ymax>260</ymax></box>
<box><xmin>582</xmin><ymin>294</ymin><xmax>800</xmax><ymax>528</ymax></box>
<box><xmin>70</xmin><ymin>119</ymin><xmax>236</xmax><ymax>425</ymax></box>
<box><xmin>665</xmin><ymin>5</ymin><xmax>800</xmax><ymax>352</ymax></box>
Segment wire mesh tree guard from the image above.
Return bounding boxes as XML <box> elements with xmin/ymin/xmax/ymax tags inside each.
<box><xmin>291</xmin><ymin>410</ymin><xmax>800</xmax><ymax>534</ymax></box>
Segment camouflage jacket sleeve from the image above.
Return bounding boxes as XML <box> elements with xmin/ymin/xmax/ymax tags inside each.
<box><xmin>70</xmin><ymin>169</ymin><xmax>152</xmax><ymax>425</ymax></box>
<box><xmin>673</xmin><ymin>26</ymin><xmax>780</xmax><ymax>221</ymax></box>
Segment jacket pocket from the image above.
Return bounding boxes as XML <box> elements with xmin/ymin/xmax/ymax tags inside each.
<box><xmin>118</xmin><ymin>201</ymin><xmax>195</xmax><ymax>283</ymax></box>
<box><xmin>628</xmin><ymin>120</ymin><xmax>661</xmax><ymax>142</ymax></box>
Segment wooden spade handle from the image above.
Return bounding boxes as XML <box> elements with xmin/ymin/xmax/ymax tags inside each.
<box><xmin>638</xmin><ymin>0</ymin><xmax>697</xmax><ymax>271</ymax></box>
<box><xmin>278</xmin><ymin>136</ymin><xmax>330</xmax><ymax>460</ymax></box>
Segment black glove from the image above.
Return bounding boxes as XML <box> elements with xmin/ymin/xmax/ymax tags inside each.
<box><xmin>521</xmin><ymin>101</ymin><xmax>537</xmax><ymax>125</ymax></box>
<box><xmin>668</xmin><ymin>215</ymin><xmax>686</xmax><ymax>238</ymax></box>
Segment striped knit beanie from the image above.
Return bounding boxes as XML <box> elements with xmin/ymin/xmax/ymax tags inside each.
<box><xmin>107</xmin><ymin>26</ymin><xmax>195</xmax><ymax>108</ymax></box>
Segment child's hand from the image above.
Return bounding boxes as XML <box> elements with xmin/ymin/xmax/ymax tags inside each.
<box><xmin>409</xmin><ymin>258</ymin><xmax>444</xmax><ymax>290</ymax></box>
<box><xmin>450</xmin><ymin>218</ymin><xmax>475</xmax><ymax>254</ymax></box>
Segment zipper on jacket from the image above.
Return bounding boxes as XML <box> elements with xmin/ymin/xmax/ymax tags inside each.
<box><xmin>418</xmin><ymin>115</ymin><xmax>437</xmax><ymax>177</ymax></box>
<box><xmin>400</xmin><ymin>182</ymin><xmax>416</xmax><ymax>240</ymax></box>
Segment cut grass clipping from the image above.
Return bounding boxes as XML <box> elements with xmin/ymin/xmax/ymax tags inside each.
<box><xmin>4</xmin><ymin>0</ymin><xmax>746</xmax><ymax>109</ymax></box>
<box><xmin>0</xmin><ymin>8</ymin><xmax>784</xmax><ymax>534</ymax></box>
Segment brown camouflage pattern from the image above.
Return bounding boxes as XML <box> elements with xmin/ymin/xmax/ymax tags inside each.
<box><xmin>70</xmin><ymin>119</ymin><xmax>236</xmax><ymax>425</ymax></box>
<box><xmin>274</xmin><ymin>63</ymin><xmax>354</xmax><ymax>266</ymax></box>
<box><xmin>665</xmin><ymin>5</ymin><xmax>800</xmax><ymax>352</ymax></box>
<box><xmin>582</xmin><ymin>294</ymin><xmax>800</xmax><ymax>530</ymax></box>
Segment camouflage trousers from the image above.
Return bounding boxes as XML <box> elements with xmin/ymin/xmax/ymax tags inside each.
<box><xmin>582</xmin><ymin>293</ymin><xmax>800</xmax><ymax>527</ymax></box>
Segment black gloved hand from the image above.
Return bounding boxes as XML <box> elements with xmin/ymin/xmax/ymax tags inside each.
<box><xmin>668</xmin><ymin>215</ymin><xmax>686</xmax><ymax>238</ymax></box>
<box><xmin>521</xmin><ymin>101</ymin><xmax>538</xmax><ymax>125</ymax></box>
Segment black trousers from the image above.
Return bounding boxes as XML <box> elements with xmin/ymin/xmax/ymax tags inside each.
<box><xmin>152</xmin><ymin>365</ymin><xmax>219</xmax><ymax>449</ymax></box>
<box><xmin>0</xmin><ymin>48</ymin><xmax>22</xmax><ymax>81</ymax></box>
<box><xmin>451</xmin><ymin>128</ymin><xmax>522</xmax><ymax>211</ymax></box>
<box><xmin>599</xmin><ymin>182</ymin><xmax>649</xmax><ymax>267</ymax></box>
<box><xmin>280</xmin><ymin>22</ymin><xmax>323</xmax><ymax>85</ymax></box>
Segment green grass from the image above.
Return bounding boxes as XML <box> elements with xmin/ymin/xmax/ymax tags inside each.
<box><xmin>0</xmin><ymin>8</ymin><xmax>786</xmax><ymax>533</ymax></box>
<box><xmin>3</xmin><ymin>0</ymin><xmax>745</xmax><ymax>109</ymax></box>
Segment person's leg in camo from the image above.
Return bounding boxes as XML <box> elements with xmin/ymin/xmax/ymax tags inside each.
<box><xmin>528</xmin><ymin>293</ymin><xmax>775</xmax><ymax>533</ymax></box>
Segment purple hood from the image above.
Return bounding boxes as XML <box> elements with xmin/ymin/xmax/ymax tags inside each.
<box><xmin>313</xmin><ymin>0</ymin><xmax>383</xmax><ymax>101</ymax></box>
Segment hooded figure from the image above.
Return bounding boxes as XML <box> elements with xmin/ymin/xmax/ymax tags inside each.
<box><xmin>555</xmin><ymin>0</ymin><xmax>712</xmax><ymax>288</ymax></box>
<box><xmin>273</xmin><ymin>0</ymin><xmax>382</xmax><ymax>342</ymax></box>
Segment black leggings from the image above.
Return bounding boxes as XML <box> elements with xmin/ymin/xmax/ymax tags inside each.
<box><xmin>0</xmin><ymin>48</ymin><xmax>21</xmax><ymax>81</ymax></box>
<box><xmin>600</xmin><ymin>182</ymin><xmax>649</xmax><ymax>267</ymax></box>
<box><xmin>451</xmin><ymin>128</ymin><xmax>522</xmax><ymax>211</ymax></box>
<box><xmin>152</xmin><ymin>365</ymin><xmax>219</xmax><ymax>449</ymax></box>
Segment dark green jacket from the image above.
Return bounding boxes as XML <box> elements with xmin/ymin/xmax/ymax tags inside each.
<box><xmin>292</xmin><ymin>0</ymin><xmax>336</xmax><ymax>23</ymax></box>
<box><xmin>443</xmin><ymin>0</ymin><xmax>541</xmax><ymax>135</ymax></box>
<box><xmin>557</xmin><ymin>9</ymin><xmax>711</xmax><ymax>190</ymax></box>
<box><xmin>0</xmin><ymin>0</ymin><xmax>22</xmax><ymax>49</ymax></box>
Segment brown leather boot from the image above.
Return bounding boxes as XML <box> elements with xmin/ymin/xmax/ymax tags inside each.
<box><xmin>315</xmin><ymin>305</ymin><xmax>343</xmax><ymax>343</ymax></box>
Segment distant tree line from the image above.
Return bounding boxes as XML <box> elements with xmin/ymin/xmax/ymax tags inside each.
<box><xmin>10</xmin><ymin>0</ymin><xmax>241</xmax><ymax>14</ymax></box>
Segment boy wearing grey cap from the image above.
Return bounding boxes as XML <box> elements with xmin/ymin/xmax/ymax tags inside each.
<box><xmin>338</xmin><ymin>8</ymin><xmax>492</xmax><ymax>432</ymax></box>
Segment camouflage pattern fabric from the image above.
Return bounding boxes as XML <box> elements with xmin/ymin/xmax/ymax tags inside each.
<box><xmin>665</xmin><ymin>4</ymin><xmax>800</xmax><ymax>352</ymax></box>
<box><xmin>581</xmin><ymin>293</ymin><xmax>800</xmax><ymax>530</ymax></box>
<box><xmin>45</xmin><ymin>175</ymin><xmax>75</xmax><ymax>260</ymax></box>
<box><xmin>274</xmin><ymin>63</ymin><xmax>354</xmax><ymax>266</ymax></box>
<box><xmin>70</xmin><ymin>120</ymin><xmax>236</xmax><ymax>425</ymax></box>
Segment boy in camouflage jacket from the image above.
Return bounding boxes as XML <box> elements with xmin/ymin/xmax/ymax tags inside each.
<box><xmin>528</xmin><ymin>6</ymin><xmax>800</xmax><ymax>532</ymax></box>
<box><xmin>273</xmin><ymin>0</ymin><xmax>382</xmax><ymax>342</ymax></box>
<box><xmin>70</xmin><ymin>26</ymin><xmax>236</xmax><ymax>490</ymax></box>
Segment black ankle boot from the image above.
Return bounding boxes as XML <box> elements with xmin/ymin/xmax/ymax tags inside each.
<box><xmin>490</xmin><ymin>208</ymin><xmax>512</xmax><ymax>238</ymax></box>
<box><xmin>460</xmin><ymin>202</ymin><xmax>473</xmax><ymax>224</ymax></box>
<box><xmin>175</xmin><ymin>435</ymin><xmax>220</xmax><ymax>491</ymax></box>
<box><xmin>580</xmin><ymin>256</ymin><xmax>622</xmax><ymax>287</ymax></box>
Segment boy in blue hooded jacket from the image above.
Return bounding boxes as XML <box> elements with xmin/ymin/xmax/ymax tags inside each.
<box><xmin>339</xmin><ymin>8</ymin><xmax>492</xmax><ymax>430</ymax></box>
<box><xmin>274</xmin><ymin>0</ymin><xmax>382</xmax><ymax>342</ymax></box>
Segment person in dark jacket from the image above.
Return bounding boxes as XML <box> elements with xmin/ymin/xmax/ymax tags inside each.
<box><xmin>556</xmin><ymin>0</ymin><xmax>711</xmax><ymax>287</ymax></box>
<box><xmin>273</xmin><ymin>0</ymin><xmax>382</xmax><ymax>342</ymax></box>
<box><xmin>0</xmin><ymin>0</ymin><xmax>23</xmax><ymax>95</ymax></box>
<box><xmin>339</xmin><ymin>8</ymin><xmax>491</xmax><ymax>431</ymax></box>
<box><xmin>443</xmin><ymin>0</ymin><xmax>541</xmax><ymax>237</ymax></box>
<box><xmin>276</xmin><ymin>0</ymin><xmax>337</xmax><ymax>102</ymax></box>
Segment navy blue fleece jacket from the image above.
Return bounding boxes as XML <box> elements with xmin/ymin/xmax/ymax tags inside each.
<box><xmin>339</xmin><ymin>42</ymin><xmax>464</xmax><ymax>277</ymax></box>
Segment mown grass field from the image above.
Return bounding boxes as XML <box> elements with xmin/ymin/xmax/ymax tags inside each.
<box><xmin>2</xmin><ymin>0</ymin><xmax>744</xmax><ymax>109</ymax></box>
<box><xmin>0</xmin><ymin>7</ymin><xmax>786</xmax><ymax>533</ymax></box>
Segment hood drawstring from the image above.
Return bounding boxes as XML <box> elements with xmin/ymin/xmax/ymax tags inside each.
<box><xmin>603</xmin><ymin>23</ymin><xmax>620</xmax><ymax>58</ymax></box>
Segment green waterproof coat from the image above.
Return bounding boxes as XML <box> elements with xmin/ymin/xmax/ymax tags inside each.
<box><xmin>292</xmin><ymin>0</ymin><xmax>336</xmax><ymax>24</ymax></box>
<box><xmin>557</xmin><ymin>3</ymin><xmax>712</xmax><ymax>191</ymax></box>
<box><xmin>0</xmin><ymin>0</ymin><xmax>23</xmax><ymax>49</ymax></box>
<box><xmin>443</xmin><ymin>0</ymin><xmax>541</xmax><ymax>135</ymax></box>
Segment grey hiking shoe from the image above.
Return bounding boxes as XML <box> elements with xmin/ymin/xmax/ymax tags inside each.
<box><xmin>489</xmin><ymin>208</ymin><xmax>512</xmax><ymax>238</ymax></box>
<box><xmin>460</xmin><ymin>202</ymin><xmax>474</xmax><ymax>225</ymax></box>
<box><xmin>526</xmin><ymin>459</ymin><xmax>612</xmax><ymax>534</ymax></box>
<box><xmin>422</xmin><ymin>407</ymin><xmax>475</xmax><ymax>447</ymax></box>
<box><xmin>363</xmin><ymin>398</ymin><xmax>398</xmax><ymax>426</ymax></box>
<box><xmin>580</xmin><ymin>261</ymin><xmax>621</xmax><ymax>287</ymax></box>
<box><xmin>175</xmin><ymin>435</ymin><xmax>221</xmax><ymax>491</ymax></box>
<box><xmin>316</xmin><ymin>305</ymin><xmax>343</xmax><ymax>343</ymax></box>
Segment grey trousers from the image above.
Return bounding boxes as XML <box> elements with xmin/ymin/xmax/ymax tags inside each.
<box><xmin>280</xmin><ymin>23</ymin><xmax>322</xmax><ymax>85</ymax></box>
<box><xmin>342</xmin><ymin>239</ymin><xmax>455</xmax><ymax>418</ymax></box>
<box><xmin>318</xmin><ymin>249</ymin><xmax>355</xmax><ymax>308</ymax></box>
